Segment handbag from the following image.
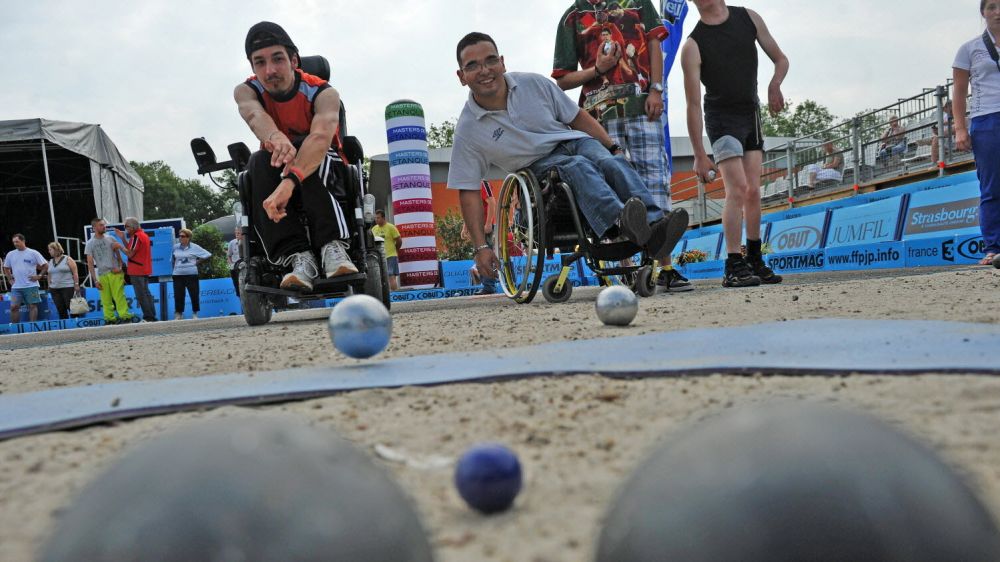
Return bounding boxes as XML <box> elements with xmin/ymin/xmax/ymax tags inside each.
<box><xmin>69</xmin><ymin>292</ymin><xmax>90</xmax><ymax>315</ymax></box>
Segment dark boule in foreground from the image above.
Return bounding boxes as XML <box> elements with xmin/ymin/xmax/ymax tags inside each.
<box><xmin>42</xmin><ymin>416</ymin><xmax>434</xmax><ymax>561</ymax></box>
<box><xmin>596</xmin><ymin>401</ymin><xmax>1000</xmax><ymax>562</ymax></box>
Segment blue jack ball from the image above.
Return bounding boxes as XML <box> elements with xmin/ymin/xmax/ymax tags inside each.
<box><xmin>327</xmin><ymin>295</ymin><xmax>392</xmax><ymax>359</ymax></box>
<box><xmin>454</xmin><ymin>444</ymin><xmax>522</xmax><ymax>514</ymax></box>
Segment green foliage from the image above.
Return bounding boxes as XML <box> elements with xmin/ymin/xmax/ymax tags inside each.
<box><xmin>435</xmin><ymin>209</ymin><xmax>473</xmax><ymax>261</ymax></box>
<box><xmin>760</xmin><ymin>99</ymin><xmax>837</xmax><ymax>139</ymax></box>
<box><xmin>427</xmin><ymin>119</ymin><xmax>456</xmax><ymax>149</ymax></box>
<box><xmin>191</xmin><ymin>224</ymin><xmax>228</xmax><ymax>279</ymax></box>
<box><xmin>132</xmin><ymin>161</ymin><xmax>238</xmax><ymax>226</ymax></box>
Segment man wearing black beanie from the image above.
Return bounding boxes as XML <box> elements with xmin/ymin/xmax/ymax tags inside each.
<box><xmin>234</xmin><ymin>21</ymin><xmax>357</xmax><ymax>291</ymax></box>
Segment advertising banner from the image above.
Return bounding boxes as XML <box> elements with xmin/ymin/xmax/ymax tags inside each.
<box><xmin>683</xmin><ymin>233</ymin><xmax>722</xmax><ymax>260</ymax></box>
<box><xmin>825</xmin><ymin>196</ymin><xmax>904</xmax><ymax>248</ymax></box>
<box><xmin>904</xmin><ymin>236</ymin><xmax>954</xmax><ymax>267</ymax></box>
<box><xmin>385</xmin><ymin>100</ymin><xmax>439</xmax><ymax>288</ymax></box>
<box><xmin>943</xmin><ymin>234</ymin><xmax>988</xmax><ymax>264</ymax></box>
<box><xmin>767</xmin><ymin>250</ymin><xmax>825</xmax><ymax>274</ymax></box>
<box><xmin>678</xmin><ymin>259</ymin><xmax>725</xmax><ymax>279</ymax></box>
<box><xmin>825</xmin><ymin>242</ymin><xmax>906</xmax><ymax>271</ymax></box>
<box><xmin>902</xmin><ymin>182</ymin><xmax>981</xmax><ymax>240</ymax></box>
<box><xmin>767</xmin><ymin>212</ymin><xmax>829</xmax><ymax>253</ymax></box>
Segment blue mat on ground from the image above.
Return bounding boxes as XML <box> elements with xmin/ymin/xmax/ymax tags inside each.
<box><xmin>1</xmin><ymin>319</ymin><xmax>998</xmax><ymax>441</ymax></box>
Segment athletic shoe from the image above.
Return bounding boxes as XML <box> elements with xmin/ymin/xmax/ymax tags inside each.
<box><xmin>645</xmin><ymin>209</ymin><xmax>690</xmax><ymax>261</ymax></box>
<box><xmin>993</xmin><ymin>254</ymin><xmax>1000</xmax><ymax>269</ymax></box>
<box><xmin>192</xmin><ymin>313</ymin><xmax>199</xmax><ymax>320</ymax></box>
<box><xmin>723</xmin><ymin>256</ymin><xmax>762</xmax><ymax>288</ymax></box>
<box><xmin>280</xmin><ymin>251</ymin><xmax>318</xmax><ymax>291</ymax></box>
<box><xmin>656</xmin><ymin>269</ymin><xmax>694</xmax><ymax>292</ymax></box>
<box><xmin>173</xmin><ymin>312</ymin><xmax>182</xmax><ymax>321</ymax></box>
<box><xmin>321</xmin><ymin>240</ymin><xmax>359</xmax><ymax>278</ymax></box>
<box><xmin>746</xmin><ymin>254</ymin><xmax>783</xmax><ymax>284</ymax></box>
<box><xmin>474</xmin><ymin>286</ymin><xmax>497</xmax><ymax>295</ymax></box>
<box><xmin>617</xmin><ymin>198</ymin><xmax>651</xmax><ymax>247</ymax></box>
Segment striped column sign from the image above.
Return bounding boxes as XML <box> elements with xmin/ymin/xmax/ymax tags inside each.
<box><xmin>385</xmin><ymin>100</ymin><xmax>440</xmax><ymax>288</ymax></box>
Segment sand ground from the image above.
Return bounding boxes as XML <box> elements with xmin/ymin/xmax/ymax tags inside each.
<box><xmin>1</xmin><ymin>267</ymin><xmax>999</xmax><ymax>561</ymax></box>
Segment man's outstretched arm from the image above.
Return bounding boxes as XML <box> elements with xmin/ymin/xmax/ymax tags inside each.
<box><xmin>235</xmin><ymin>84</ymin><xmax>297</xmax><ymax>168</ymax></box>
<box><xmin>568</xmin><ymin>109</ymin><xmax>617</xmax><ymax>149</ymax></box>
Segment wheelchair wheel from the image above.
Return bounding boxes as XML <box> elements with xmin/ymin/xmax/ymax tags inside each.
<box><xmin>363</xmin><ymin>251</ymin><xmax>391</xmax><ymax>310</ymax></box>
<box><xmin>542</xmin><ymin>274</ymin><xmax>573</xmax><ymax>304</ymax></box>
<box><xmin>633</xmin><ymin>266</ymin><xmax>656</xmax><ymax>298</ymax></box>
<box><xmin>496</xmin><ymin>170</ymin><xmax>546</xmax><ymax>304</ymax></box>
<box><xmin>239</xmin><ymin>261</ymin><xmax>272</xmax><ymax>326</ymax></box>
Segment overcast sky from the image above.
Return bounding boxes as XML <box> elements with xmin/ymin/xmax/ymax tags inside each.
<box><xmin>0</xmin><ymin>1</ymin><xmax>985</xmax><ymax>183</ymax></box>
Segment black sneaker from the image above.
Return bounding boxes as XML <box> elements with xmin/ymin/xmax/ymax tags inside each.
<box><xmin>646</xmin><ymin>209</ymin><xmax>689</xmax><ymax>261</ymax></box>
<box><xmin>723</xmin><ymin>256</ymin><xmax>762</xmax><ymax>288</ymax></box>
<box><xmin>746</xmin><ymin>254</ymin><xmax>783</xmax><ymax>284</ymax></box>
<box><xmin>617</xmin><ymin>198</ymin><xmax>651</xmax><ymax>247</ymax></box>
<box><xmin>656</xmin><ymin>269</ymin><xmax>694</xmax><ymax>292</ymax></box>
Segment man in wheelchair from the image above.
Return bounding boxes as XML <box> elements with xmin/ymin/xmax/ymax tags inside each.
<box><xmin>234</xmin><ymin>21</ymin><xmax>357</xmax><ymax>292</ymax></box>
<box><xmin>448</xmin><ymin>32</ymin><xmax>688</xmax><ymax>280</ymax></box>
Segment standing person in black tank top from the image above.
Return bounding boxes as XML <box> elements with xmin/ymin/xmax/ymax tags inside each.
<box><xmin>681</xmin><ymin>1</ymin><xmax>789</xmax><ymax>288</ymax></box>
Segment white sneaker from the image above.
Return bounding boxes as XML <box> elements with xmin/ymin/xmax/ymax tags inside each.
<box><xmin>192</xmin><ymin>313</ymin><xmax>199</xmax><ymax>320</ymax></box>
<box><xmin>280</xmin><ymin>251</ymin><xmax>318</xmax><ymax>291</ymax></box>
<box><xmin>174</xmin><ymin>312</ymin><xmax>182</xmax><ymax>321</ymax></box>
<box><xmin>321</xmin><ymin>240</ymin><xmax>359</xmax><ymax>278</ymax></box>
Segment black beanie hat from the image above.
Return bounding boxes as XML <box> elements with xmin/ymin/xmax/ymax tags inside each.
<box><xmin>245</xmin><ymin>21</ymin><xmax>298</xmax><ymax>60</ymax></box>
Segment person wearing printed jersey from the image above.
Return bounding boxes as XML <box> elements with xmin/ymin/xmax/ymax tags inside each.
<box><xmin>682</xmin><ymin>0</ymin><xmax>788</xmax><ymax>288</ymax></box>
<box><xmin>235</xmin><ymin>21</ymin><xmax>357</xmax><ymax>292</ymax></box>
<box><xmin>553</xmin><ymin>0</ymin><xmax>693</xmax><ymax>293</ymax></box>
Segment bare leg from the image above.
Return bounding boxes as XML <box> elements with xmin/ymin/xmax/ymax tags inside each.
<box><xmin>28</xmin><ymin>304</ymin><xmax>38</xmax><ymax>322</ymax></box>
<box><xmin>741</xmin><ymin>150</ymin><xmax>764</xmax><ymax>242</ymax></box>
<box><xmin>389</xmin><ymin>276</ymin><xmax>399</xmax><ymax>291</ymax></box>
<box><xmin>10</xmin><ymin>299</ymin><xmax>21</xmax><ymax>324</ymax></box>
<box><xmin>718</xmin><ymin>157</ymin><xmax>750</xmax><ymax>254</ymax></box>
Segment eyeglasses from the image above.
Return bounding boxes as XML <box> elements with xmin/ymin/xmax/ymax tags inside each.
<box><xmin>462</xmin><ymin>56</ymin><xmax>502</xmax><ymax>74</ymax></box>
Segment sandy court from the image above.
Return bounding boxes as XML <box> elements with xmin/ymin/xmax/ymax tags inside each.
<box><xmin>2</xmin><ymin>267</ymin><xmax>1000</xmax><ymax>561</ymax></box>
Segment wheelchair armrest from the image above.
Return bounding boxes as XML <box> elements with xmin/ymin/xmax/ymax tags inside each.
<box><xmin>343</xmin><ymin>136</ymin><xmax>364</xmax><ymax>164</ymax></box>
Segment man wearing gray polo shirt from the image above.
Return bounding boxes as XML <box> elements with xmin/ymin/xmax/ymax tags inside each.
<box><xmin>448</xmin><ymin>32</ymin><xmax>688</xmax><ymax>282</ymax></box>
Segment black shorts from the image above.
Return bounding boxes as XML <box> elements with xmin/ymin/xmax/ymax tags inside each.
<box><xmin>705</xmin><ymin>108</ymin><xmax>764</xmax><ymax>162</ymax></box>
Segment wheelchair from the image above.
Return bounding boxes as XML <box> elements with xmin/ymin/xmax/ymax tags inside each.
<box><xmin>495</xmin><ymin>168</ymin><xmax>657</xmax><ymax>304</ymax></box>
<box><xmin>190</xmin><ymin>55</ymin><xmax>390</xmax><ymax>326</ymax></box>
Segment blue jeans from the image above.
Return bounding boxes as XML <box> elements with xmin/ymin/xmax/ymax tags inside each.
<box><xmin>528</xmin><ymin>137</ymin><xmax>663</xmax><ymax>237</ymax></box>
<box><xmin>971</xmin><ymin>112</ymin><xmax>1000</xmax><ymax>254</ymax></box>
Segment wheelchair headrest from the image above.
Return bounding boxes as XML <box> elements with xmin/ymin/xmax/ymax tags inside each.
<box><xmin>299</xmin><ymin>55</ymin><xmax>330</xmax><ymax>81</ymax></box>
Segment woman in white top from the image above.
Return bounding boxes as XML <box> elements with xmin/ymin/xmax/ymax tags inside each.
<box><xmin>46</xmin><ymin>241</ymin><xmax>80</xmax><ymax>319</ymax></box>
<box><xmin>954</xmin><ymin>0</ymin><xmax>1000</xmax><ymax>265</ymax></box>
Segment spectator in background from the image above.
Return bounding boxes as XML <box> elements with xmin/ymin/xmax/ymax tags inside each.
<box><xmin>371</xmin><ymin>210</ymin><xmax>402</xmax><ymax>291</ymax></box>
<box><xmin>85</xmin><ymin>218</ymin><xmax>133</xmax><ymax>325</ymax></box>
<box><xmin>803</xmin><ymin>141</ymin><xmax>843</xmax><ymax>188</ymax></box>
<box><xmin>227</xmin><ymin>227</ymin><xmax>243</xmax><ymax>297</ymax></box>
<box><xmin>3</xmin><ymin>233</ymin><xmax>47</xmax><ymax>323</ymax></box>
<box><xmin>876</xmin><ymin>115</ymin><xmax>908</xmax><ymax>164</ymax></box>
<box><xmin>114</xmin><ymin>218</ymin><xmax>157</xmax><ymax>322</ymax></box>
<box><xmin>172</xmin><ymin>228</ymin><xmax>212</xmax><ymax>320</ymax></box>
<box><xmin>954</xmin><ymin>0</ymin><xmax>1000</xmax><ymax>266</ymax></box>
<box><xmin>46</xmin><ymin>241</ymin><xmax>80</xmax><ymax>320</ymax></box>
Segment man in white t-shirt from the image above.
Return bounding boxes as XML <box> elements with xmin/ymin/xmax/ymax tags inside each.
<box><xmin>3</xmin><ymin>233</ymin><xmax>48</xmax><ymax>323</ymax></box>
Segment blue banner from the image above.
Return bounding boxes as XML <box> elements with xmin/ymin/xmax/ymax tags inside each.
<box><xmin>684</xmin><ymin>233</ymin><xmax>722</xmax><ymax>260</ymax></box>
<box><xmin>902</xmin><ymin>182</ymin><xmax>981</xmax><ymax>240</ymax></box>
<box><xmin>825</xmin><ymin>196</ymin><xmax>904</xmax><ymax>248</ymax></box>
<box><xmin>825</xmin><ymin>242</ymin><xmax>906</xmax><ymax>271</ymax></box>
<box><xmin>943</xmin><ymin>234</ymin><xmax>988</xmax><ymax>264</ymax></box>
<box><xmin>767</xmin><ymin>250</ymin><xmax>826</xmax><ymax>274</ymax></box>
<box><xmin>767</xmin><ymin>212</ymin><xmax>829</xmax><ymax>253</ymax></box>
<box><xmin>679</xmin><ymin>259</ymin><xmax>725</xmax><ymax>279</ymax></box>
<box><xmin>904</xmin><ymin>236</ymin><xmax>954</xmax><ymax>267</ymax></box>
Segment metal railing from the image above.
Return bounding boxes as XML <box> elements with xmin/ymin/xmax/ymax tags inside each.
<box><xmin>672</xmin><ymin>79</ymin><xmax>974</xmax><ymax>226</ymax></box>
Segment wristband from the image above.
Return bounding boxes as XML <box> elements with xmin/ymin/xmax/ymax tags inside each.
<box><xmin>281</xmin><ymin>169</ymin><xmax>304</xmax><ymax>189</ymax></box>
<box><xmin>474</xmin><ymin>244</ymin><xmax>492</xmax><ymax>254</ymax></box>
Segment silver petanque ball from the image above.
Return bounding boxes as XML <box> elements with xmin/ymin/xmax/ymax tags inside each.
<box><xmin>596</xmin><ymin>285</ymin><xmax>639</xmax><ymax>326</ymax></box>
<box><xmin>328</xmin><ymin>294</ymin><xmax>392</xmax><ymax>359</ymax></box>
